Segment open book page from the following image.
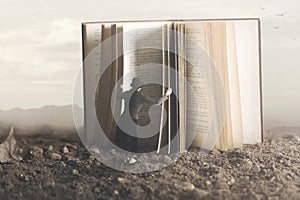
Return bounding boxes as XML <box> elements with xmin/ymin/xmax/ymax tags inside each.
<box><xmin>234</xmin><ymin>21</ymin><xmax>262</xmax><ymax>143</ymax></box>
<box><xmin>122</xmin><ymin>22</ymin><xmax>168</xmax><ymax>150</ymax></box>
<box><xmin>184</xmin><ymin>21</ymin><xmax>245</xmax><ymax>150</ymax></box>
<box><xmin>95</xmin><ymin>24</ymin><xmax>124</xmax><ymax>143</ymax></box>
<box><xmin>184</xmin><ymin>22</ymin><xmax>213</xmax><ymax>149</ymax></box>
<box><xmin>82</xmin><ymin>23</ymin><xmax>102</xmax><ymax>145</ymax></box>
<box><xmin>225</xmin><ymin>22</ymin><xmax>243</xmax><ymax>148</ymax></box>
<box><xmin>200</xmin><ymin>22</ymin><xmax>235</xmax><ymax>151</ymax></box>
<box><xmin>176</xmin><ymin>22</ymin><xmax>187</xmax><ymax>151</ymax></box>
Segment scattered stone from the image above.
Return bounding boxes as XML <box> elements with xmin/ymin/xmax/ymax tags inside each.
<box><xmin>117</xmin><ymin>177</ymin><xmax>129</xmax><ymax>184</ymax></box>
<box><xmin>72</xmin><ymin>169</ymin><xmax>79</xmax><ymax>175</ymax></box>
<box><xmin>180</xmin><ymin>181</ymin><xmax>195</xmax><ymax>191</ymax></box>
<box><xmin>24</xmin><ymin>175</ymin><xmax>30</xmax><ymax>181</ymax></box>
<box><xmin>242</xmin><ymin>159</ymin><xmax>253</xmax><ymax>171</ymax></box>
<box><xmin>228</xmin><ymin>177</ymin><xmax>235</xmax><ymax>185</ymax></box>
<box><xmin>50</xmin><ymin>153</ymin><xmax>62</xmax><ymax>160</ymax></box>
<box><xmin>62</xmin><ymin>146</ymin><xmax>69</xmax><ymax>154</ymax></box>
<box><xmin>30</xmin><ymin>146</ymin><xmax>43</xmax><ymax>158</ymax></box>
<box><xmin>20</xmin><ymin>174</ymin><xmax>30</xmax><ymax>181</ymax></box>
<box><xmin>61</xmin><ymin>161</ymin><xmax>66</xmax><ymax>167</ymax></box>
<box><xmin>90</xmin><ymin>147</ymin><xmax>101</xmax><ymax>155</ymax></box>
<box><xmin>130</xmin><ymin>186</ymin><xmax>144</xmax><ymax>194</ymax></box>
<box><xmin>93</xmin><ymin>187</ymin><xmax>100</xmax><ymax>193</ymax></box>
<box><xmin>110</xmin><ymin>149</ymin><xmax>117</xmax><ymax>155</ymax></box>
<box><xmin>211</xmin><ymin>149</ymin><xmax>221</xmax><ymax>155</ymax></box>
<box><xmin>163</xmin><ymin>155</ymin><xmax>172</xmax><ymax>163</ymax></box>
<box><xmin>217</xmin><ymin>182</ymin><xmax>229</xmax><ymax>190</ymax></box>
<box><xmin>64</xmin><ymin>154</ymin><xmax>79</xmax><ymax>162</ymax></box>
<box><xmin>113</xmin><ymin>190</ymin><xmax>119</xmax><ymax>195</ymax></box>
<box><xmin>89</xmin><ymin>155</ymin><xmax>95</xmax><ymax>161</ymax></box>
<box><xmin>206</xmin><ymin>180</ymin><xmax>212</xmax><ymax>186</ymax></box>
<box><xmin>191</xmin><ymin>188</ymin><xmax>209</xmax><ymax>199</ymax></box>
<box><xmin>129</xmin><ymin>157</ymin><xmax>137</xmax><ymax>164</ymax></box>
<box><xmin>47</xmin><ymin>145</ymin><xmax>54</xmax><ymax>152</ymax></box>
<box><xmin>66</xmin><ymin>143</ymin><xmax>77</xmax><ymax>150</ymax></box>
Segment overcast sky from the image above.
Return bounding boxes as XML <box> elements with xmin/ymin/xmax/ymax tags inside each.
<box><xmin>0</xmin><ymin>0</ymin><xmax>299</xmax><ymax>128</ymax></box>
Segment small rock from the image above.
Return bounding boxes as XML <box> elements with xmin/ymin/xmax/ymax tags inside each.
<box><xmin>93</xmin><ymin>187</ymin><xmax>100</xmax><ymax>193</ymax></box>
<box><xmin>64</xmin><ymin>154</ymin><xmax>79</xmax><ymax>162</ymax></box>
<box><xmin>89</xmin><ymin>155</ymin><xmax>95</xmax><ymax>161</ymax></box>
<box><xmin>117</xmin><ymin>177</ymin><xmax>128</xmax><ymax>184</ymax></box>
<box><xmin>62</xmin><ymin>146</ymin><xmax>69</xmax><ymax>154</ymax></box>
<box><xmin>145</xmin><ymin>185</ymin><xmax>155</xmax><ymax>192</ymax></box>
<box><xmin>20</xmin><ymin>174</ymin><xmax>30</xmax><ymax>181</ymax></box>
<box><xmin>47</xmin><ymin>145</ymin><xmax>54</xmax><ymax>152</ymax></box>
<box><xmin>228</xmin><ymin>177</ymin><xmax>235</xmax><ymax>185</ymax></box>
<box><xmin>24</xmin><ymin>175</ymin><xmax>30</xmax><ymax>181</ymax></box>
<box><xmin>130</xmin><ymin>186</ymin><xmax>144</xmax><ymax>194</ymax></box>
<box><xmin>181</xmin><ymin>181</ymin><xmax>195</xmax><ymax>191</ymax></box>
<box><xmin>144</xmin><ymin>162</ymin><xmax>156</xmax><ymax>171</ymax></box>
<box><xmin>206</xmin><ymin>180</ymin><xmax>211</xmax><ymax>186</ymax></box>
<box><xmin>50</xmin><ymin>152</ymin><xmax>62</xmax><ymax>160</ymax></box>
<box><xmin>211</xmin><ymin>149</ymin><xmax>221</xmax><ymax>155</ymax></box>
<box><xmin>66</xmin><ymin>143</ymin><xmax>77</xmax><ymax>149</ymax></box>
<box><xmin>191</xmin><ymin>188</ymin><xmax>209</xmax><ymax>199</ymax></box>
<box><xmin>217</xmin><ymin>182</ymin><xmax>229</xmax><ymax>190</ymax></box>
<box><xmin>242</xmin><ymin>159</ymin><xmax>253</xmax><ymax>171</ymax></box>
<box><xmin>90</xmin><ymin>147</ymin><xmax>101</xmax><ymax>154</ymax></box>
<box><xmin>110</xmin><ymin>149</ymin><xmax>117</xmax><ymax>155</ymax></box>
<box><xmin>113</xmin><ymin>190</ymin><xmax>119</xmax><ymax>195</ymax></box>
<box><xmin>61</xmin><ymin>161</ymin><xmax>66</xmax><ymax>167</ymax></box>
<box><xmin>163</xmin><ymin>155</ymin><xmax>172</xmax><ymax>163</ymax></box>
<box><xmin>72</xmin><ymin>169</ymin><xmax>79</xmax><ymax>175</ymax></box>
<box><xmin>30</xmin><ymin>146</ymin><xmax>43</xmax><ymax>157</ymax></box>
<box><xmin>129</xmin><ymin>157</ymin><xmax>137</xmax><ymax>164</ymax></box>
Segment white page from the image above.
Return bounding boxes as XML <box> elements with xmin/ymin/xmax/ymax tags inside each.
<box><xmin>234</xmin><ymin>20</ymin><xmax>262</xmax><ymax>143</ymax></box>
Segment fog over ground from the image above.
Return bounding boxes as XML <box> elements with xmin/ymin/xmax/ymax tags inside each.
<box><xmin>0</xmin><ymin>0</ymin><xmax>299</xmax><ymax>128</ymax></box>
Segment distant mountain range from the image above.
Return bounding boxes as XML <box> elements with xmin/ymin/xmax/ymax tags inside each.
<box><xmin>0</xmin><ymin>105</ymin><xmax>299</xmax><ymax>140</ymax></box>
<box><xmin>0</xmin><ymin>105</ymin><xmax>83</xmax><ymax>135</ymax></box>
<box><xmin>265</xmin><ymin>126</ymin><xmax>300</xmax><ymax>139</ymax></box>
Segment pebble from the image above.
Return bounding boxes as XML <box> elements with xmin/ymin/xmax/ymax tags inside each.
<box><xmin>47</xmin><ymin>145</ymin><xmax>54</xmax><ymax>152</ymax></box>
<box><xmin>50</xmin><ymin>153</ymin><xmax>62</xmax><ymax>160</ymax></box>
<box><xmin>211</xmin><ymin>149</ymin><xmax>221</xmax><ymax>155</ymax></box>
<box><xmin>24</xmin><ymin>175</ymin><xmax>30</xmax><ymax>181</ymax></box>
<box><xmin>64</xmin><ymin>154</ymin><xmax>79</xmax><ymax>162</ymax></box>
<box><xmin>217</xmin><ymin>182</ymin><xmax>229</xmax><ymax>190</ymax></box>
<box><xmin>89</xmin><ymin>155</ymin><xmax>95</xmax><ymax>161</ymax></box>
<box><xmin>72</xmin><ymin>169</ymin><xmax>79</xmax><ymax>175</ymax></box>
<box><xmin>129</xmin><ymin>157</ymin><xmax>137</xmax><ymax>164</ymax></box>
<box><xmin>20</xmin><ymin>174</ymin><xmax>30</xmax><ymax>181</ymax></box>
<box><xmin>30</xmin><ymin>146</ymin><xmax>43</xmax><ymax>157</ymax></box>
<box><xmin>63</xmin><ymin>146</ymin><xmax>69</xmax><ymax>154</ymax></box>
<box><xmin>110</xmin><ymin>149</ymin><xmax>117</xmax><ymax>155</ymax></box>
<box><xmin>61</xmin><ymin>161</ymin><xmax>66</xmax><ymax>167</ymax></box>
<box><xmin>180</xmin><ymin>181</ymin><xmax>195</xmax><ymax>191</ymax></box>
<box><xmin>117</xmin><ymin>177</ymin><xmax>129</xmax><ymax>184</ymax></box>
<box><xmin>191</xmin><ymin>188</ymin><xmax>209</xmax><ymax>199</ymax></box>
<box><xmin>90</xmin><ymin>147</ymin><xmax>101</xmax><ymax>155</ymax></box>
<box><xmin>163</xmin><ymin>155</ymin><xmax>172</xmax><ymax>163</ymax></box>
<box><xmin>206</xmin><ymin>180</ymin><xmax>212</xmax><ymax>186</ymax></box>
<box><xmin>113</xmin><ymin>190</ymin><xmax>119</xmax><ymax>195</ymax></box>
<box><xmin>93</xmin><ymin>187</ymin><xmax>100</xmax><ymax>193</ymax></box>
<box><xmin>66</xmin><ymin>143</ymin><xmax>77</xmax><ymax>149</ymax></box>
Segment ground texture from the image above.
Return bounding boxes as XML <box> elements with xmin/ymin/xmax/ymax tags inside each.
<box><xmin>0</xmin><ymin>133</ymin><xmax>299</xmax><ymax>200</ymax></box>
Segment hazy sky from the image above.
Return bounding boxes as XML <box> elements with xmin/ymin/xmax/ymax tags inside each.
<box><xmin>0</xmin><ymin>0</ymin><xmax>299</xmax><ymax>128</ymax></box>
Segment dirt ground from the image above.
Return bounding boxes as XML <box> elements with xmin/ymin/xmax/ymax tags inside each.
<box><xmin>0</xmin><ymin>133</ymin><xmax>299</xmax><ymax>200</ymax></box>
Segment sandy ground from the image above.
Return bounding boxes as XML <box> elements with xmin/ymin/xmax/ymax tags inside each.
<box><xmin>0</xmin><ymin>133</ymin><xmax>299</xmax><ymax>200</ymax></box>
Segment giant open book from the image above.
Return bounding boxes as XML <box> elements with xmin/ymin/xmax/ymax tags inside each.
<box><xmin>82</xmin><ymin>19</ymin><xmax>263</xmax><ymax>153</ymax></box>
